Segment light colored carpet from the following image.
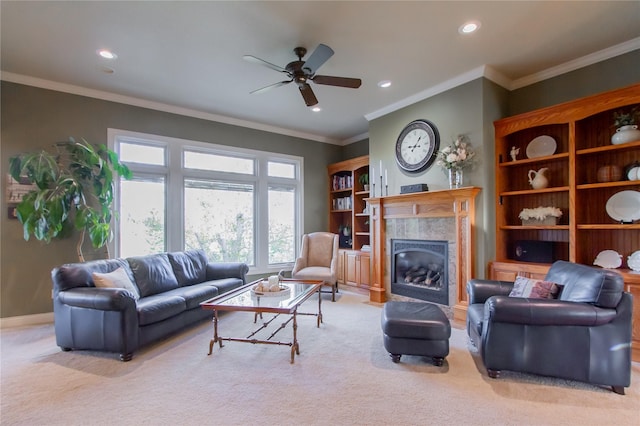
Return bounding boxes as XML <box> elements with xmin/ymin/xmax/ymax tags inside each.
<box><xmin>1</xmin><ymin>289</ymin><xmax>639</xmax><ymax>425</ymax></box>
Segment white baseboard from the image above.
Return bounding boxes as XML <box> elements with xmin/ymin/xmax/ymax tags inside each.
<box><xmin>1</xmin><ymin>312</ymin><xmax>54</xmax><ymax>329</ymax></box>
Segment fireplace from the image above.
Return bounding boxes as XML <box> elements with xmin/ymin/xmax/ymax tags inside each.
<box><xmin>390</xmin><ymin>239</ymin><xmax>449</xmax><ymax>305</ymax></box>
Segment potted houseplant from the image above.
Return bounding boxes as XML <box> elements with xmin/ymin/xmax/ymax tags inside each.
<box><xmin>359</xmin><ymin>173</ymin><xmax>369</xmax><ymax>191</ymax></box>
<box><xmin>611</xmin><ymin>107</ymin><xmax>640</xmax><ymax>145</ymax></box>
<box><xmin>518</xmin><ymin>206</ymin><xmax>563</xmax><ymax>226</ymax></box>
<box><xmin>9</xmin><ymin>137</ymin><xmax>131</xmax><ymax>261</ymax></box>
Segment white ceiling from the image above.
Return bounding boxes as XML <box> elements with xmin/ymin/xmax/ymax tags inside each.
<box><xmin>2</xmin><ymin>1</ymin><xmax>639</xmax><ymax>144</ymax></box>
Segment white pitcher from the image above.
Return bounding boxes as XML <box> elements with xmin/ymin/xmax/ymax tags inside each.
<box><xmin>528</xmin><ymin>168</ymin><xmax>549</xmax><ymax>189</ymax></box>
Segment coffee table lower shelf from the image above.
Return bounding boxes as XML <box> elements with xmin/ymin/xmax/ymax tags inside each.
<box><xmin>200</xmin><ymin>279</ymin><xmax>324</xmax><ymax>364</ymax></box>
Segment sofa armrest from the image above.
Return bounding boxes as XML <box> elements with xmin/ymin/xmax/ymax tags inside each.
<box><xmin>485</xmin><ymin>295</ymin><xmax>618</xmax><ymax>326</ymax></box>
<box><xmin>467</xmin><ymin>279</ymin><xmax>513</xmax><ymax>304</ymax></box>
<box><xmin>57</xmin><ymin>287</ymin><xmax>136</xmax><ymax>311</ymax></box>
<box><xmin>206</xmin><ymin>262</ymin><xmax>249</xmax><ymax>283</ymax></box>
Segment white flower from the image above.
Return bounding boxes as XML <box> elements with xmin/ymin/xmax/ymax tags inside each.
<box><xmin>518</xmin><ymin>206</ymin><xmax>563</xmax><ymax>220</ymax></box>
<box><xmin>436</xmin><ymin>134</ymin><xmax>476</xmax><ymax>170</ymax></box>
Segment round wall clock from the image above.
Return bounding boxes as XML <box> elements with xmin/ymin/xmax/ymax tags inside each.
<box><xmin>395</xmin><ymin>119</ymin><xmax>440</xmax><ymax>173</ymax></box>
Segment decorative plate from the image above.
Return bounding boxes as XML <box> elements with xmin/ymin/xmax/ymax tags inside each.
<box><xmin>628</xmin><ymin>251</ymin><xmax>640</xmax><ymax>272</ymax></box>
<box><xmin>605</xmin><ymin>190</ymin><xmax>640</xmax><ymax>223</ymax></box>
<box><xmin>593</xmin><ymin>250</ymin><xmax>622</xmax><ymax>269</ymax></box>
<box><xmin>526</xmin><ymin>135</ymin><xmax>557</xmax><ymax>159</ymax></box>
<box><xmin>251</xmin><ymin>283</ymin><xmax>290</xmax><ymax>297</ymax></box>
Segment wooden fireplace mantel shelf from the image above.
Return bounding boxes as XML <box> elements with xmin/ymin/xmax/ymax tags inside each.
<box><xmin>366</xmin><ymin>186</ymin><xmax>481</xmax><ymax>321</ymax></box>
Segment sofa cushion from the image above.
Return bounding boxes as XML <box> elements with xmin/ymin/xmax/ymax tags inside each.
<box><xmin>547</xmin><ymin>260</ymin><xmax>623</xmax><ymax>307</ymax></box>
<box><xmin>205</xmin><ymin>278</ymin><xmax>244</xmax><ymax>294</ymax></box>
<box><xmin>128</xmin><ymin>254</ymin><xmax>179</xmax><ymax>298</ymax></box>
<box><xmin>53</xmin><ymin>258</ymin><xmax>134</xmax><ymax>292</ymax></box>
<box><xmin>136</xmin><ymin>294</ymin><xmax>186</xmax><ymax>326</ymax></box>
<box><xmin>508</xmin><ymin>276</ymin><xmax>559</xmax><ymax>299</ymax></box>
<box><xmin>92</xmin><ymin>267</ymin><xmax>140</xmax><ymax>300</ymax></box>
<box><xmin>167</xmin><ymin>250</ymin><xmax>208</xmax><ymax>286</ymax></box>
<box><xmin>165</xmin><ymin>283</ymin><xmax>219</xmax><ymax>310</ymax></box>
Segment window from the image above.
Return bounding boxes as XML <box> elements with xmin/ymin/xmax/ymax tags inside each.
<box><xmin>119</xmin><ymin>176</ymin><xmax>166</xmax><ymax>258</ymax></box>
<box><xmin>109</xmin><ymin>129</ymin><xmax>303</xmax><ymax>274</ymax></box>
<box><xmin>184</xmin><ymin>179</ymin><xmax>254</xmax><ymax>264</ymax></box>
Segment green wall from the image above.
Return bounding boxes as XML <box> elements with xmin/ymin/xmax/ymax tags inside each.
<box><xmin>0</xmin><ymin>81</ymin><xmax>342</xmax><ymax>318</ymax></box>
<box><xmin>509</xmin><ymin>49</ymin><xmax>640</xmax><ymax>115</ymax></box>
<box><xmin>341</xmin><ymin>138</ymin><xmax>369</xmax><ymax>160</ymax></box>
<box><xmin>369</xmin><ymin>78</ymin><xmax>506</xmax><ymax>278</ymax></box>
<box><xmin>2</xmin><ymin>49</ymin><xmax>639</xmax><ymax>319</ymax></box>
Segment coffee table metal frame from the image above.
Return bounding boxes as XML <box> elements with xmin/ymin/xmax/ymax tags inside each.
<box><xmin>200</xmin><ymin>278</ymin><xmax>324</xmax><ymax>363</ymax></box>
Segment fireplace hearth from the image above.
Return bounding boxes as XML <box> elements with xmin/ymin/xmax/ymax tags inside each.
<box><xmin>390</xmin><ymin>239</ymin><xmax>449</xmax><ymax>305</ymax></box>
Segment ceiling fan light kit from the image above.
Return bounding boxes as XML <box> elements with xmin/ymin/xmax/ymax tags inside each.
<box><xmin>244</xmin><ymin>44</ymin><xmax>362</xmax><ymax>107</ymax></box>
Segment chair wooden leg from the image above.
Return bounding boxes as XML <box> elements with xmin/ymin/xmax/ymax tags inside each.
<box><xmin>331</xmin><ymin>283</ymin><xmax>336</xmax><ymax>302</ymax></box>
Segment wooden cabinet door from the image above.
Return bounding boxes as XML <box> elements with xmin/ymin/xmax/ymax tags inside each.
<box><xmin>345</xmin><ymin>251</ymin><xmax>357</xmax><ymax>285</ymax></box>
<box><xmin>489</xmin><ymin>261</ymin><xmax>549</xmax><ymax>282</ymax></box>
<box><xmin>358</xmin><ymin>253</ymin><xmax>370</xmax><ymax>286</ymax></box>
<box><xmin>337</xmin><ymin>250</ymin><xmax>345</xmax><ymax>284</ymax></box>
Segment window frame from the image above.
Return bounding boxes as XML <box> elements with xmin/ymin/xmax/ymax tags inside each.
<box><xmin>108</xmin><ymin>128</ymin><xmax>304</xmax><ymax>274</ymax></box>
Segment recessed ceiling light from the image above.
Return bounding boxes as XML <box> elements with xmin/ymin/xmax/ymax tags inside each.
<box><xmin>311</xmin><ymin>106</ymin><xmax>322</xmax><ymax>112</ymax></box>
<box><xmin>378</xmin><ymin>80</ymin><xmax>392</xmax><ymax>88</ymax></box>
<box><xmin>97</xmin><ymin>49</ymin><xmax>117</xmax><ymax>59</ymax></box>
<box><xmin>459</xmin><ymin>21</ymin><xmax>481</xmax><ymax>34</ymax></box>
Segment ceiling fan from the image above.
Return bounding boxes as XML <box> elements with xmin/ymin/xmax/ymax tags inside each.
<box><xmin>243</xmin><ymin>44</ymin><xmax>362</xmax><ymax>107</ymax></box>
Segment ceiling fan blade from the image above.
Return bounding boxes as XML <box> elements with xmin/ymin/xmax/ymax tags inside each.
<box><xmin>312</xmin><ymin>75</ymin><xmax>362</xmax><ymax>89</ymax></box>
<box><xmin>298</xmin><ymin>83</ymin><xmax>318</xmax><ymax>107</ymax></box>
<box><xmin>243</xmin><ymin>55</ymin><xmax>289</xmax><ymax>74</ymax></box>
<box><xmin>302</xmin><ymin>44</ymin><xmax>334</xmax><ymax>75</ymax></box>
<box><xmin>250</xmin><ymin>80</ymin><xmax>292</xmax><ymax>95</ymax></box>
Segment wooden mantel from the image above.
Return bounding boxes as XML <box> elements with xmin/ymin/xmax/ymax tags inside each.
<box><xmin>367</xmin><ymin>186</ymin><xmax>481</xmax><ymax>321</ymax></box>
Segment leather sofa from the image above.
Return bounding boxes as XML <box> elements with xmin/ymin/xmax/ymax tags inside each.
<box><xmin>466</xmin><ymin>260</ymin><xmax>632</xmax><ymax>394</ymax></box>
<box><xmin>51</xmin><ymin>249</ymin><xmax>248</xmax><ymax>361</ymax></box>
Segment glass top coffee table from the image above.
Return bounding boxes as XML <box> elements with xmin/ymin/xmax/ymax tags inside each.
<box><xmin>200</xmin><ymin>278</ymin><xmax>324</xmax><ymax>363</ymax></box>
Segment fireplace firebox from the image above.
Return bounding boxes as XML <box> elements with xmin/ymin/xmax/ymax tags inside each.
<box><xmin>390</xmin><ymin>239</ymin><xmax>449</xmax><ymax>305</ymax></box>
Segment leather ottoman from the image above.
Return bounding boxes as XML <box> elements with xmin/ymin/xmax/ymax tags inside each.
<box><xmin>381</xmin><ymin>301</ymin><xmax>451</xmax><ymax>366</ymax></box>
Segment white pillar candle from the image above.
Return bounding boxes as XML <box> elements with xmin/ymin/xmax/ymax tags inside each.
<box><xmin>379</xmin><ymin>160</ymin><xmax>383</xmax><ymax>178</ymax></box>
<box><xmin>385</xmin><ymin>169</ymin><xmax>388</xmax><ymax>185</ymax></box>
<box><xmin>268</xmin><ymin>275</ymin><xmax>279</xmax><ymax>288</ymax></box>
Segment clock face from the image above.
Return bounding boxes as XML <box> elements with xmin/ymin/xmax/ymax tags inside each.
<box><xmin>395</xmin><ymin>119</ymin><xmax>439</xmax><ymax>173</ymax></box>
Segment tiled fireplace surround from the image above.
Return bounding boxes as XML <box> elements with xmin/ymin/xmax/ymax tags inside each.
<box><xmin>367</xmin><ymin>187</ymin><xmax>481</xmax><ymax>321</ymax></box>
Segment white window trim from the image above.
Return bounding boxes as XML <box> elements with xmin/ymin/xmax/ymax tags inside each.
<box><xmin>107</xmin><ymin>128</ymin><xmax>304</xmax><ymax>274</ymax></box>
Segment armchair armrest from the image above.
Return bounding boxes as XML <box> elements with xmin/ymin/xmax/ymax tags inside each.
<box><xmin>291</xmin><ymin>258</ymin><xmax>306</xmax><ymax>276</ymax></box>
<box><xmin>467</xmin><ymin>279</ymin><xmax>514</xmax><ymax>304</ymax></box>
<box><xmin>57</xmin><ymin>287</ymin><xmax>136</xmax><ymax>311</ymax></box>
<box><xmin>206</xmin><ymin>262</ymin><xmax>249</xmax><ymax>283</ymax></box>
<box><xmin>486</xmin><ymin>296</ymin><xmax>617</xmax><ymax>326</ymax></box>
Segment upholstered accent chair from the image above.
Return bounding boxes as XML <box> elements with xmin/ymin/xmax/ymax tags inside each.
<box><xmin>466</xmin><ymin>260</ymin><xmax>632</xmax><ymax>394</ymax></box>
<box><xmin>291</xmin><ymin>232</ymin><xmax>339</xmax><ymax>301</ymax></box>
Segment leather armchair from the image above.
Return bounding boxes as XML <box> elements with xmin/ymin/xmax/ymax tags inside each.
<box><xmin>291</xmin><ymin>232</ymin><xmax>339</xmax><ymax>301</ymax></box>
<box><xmin>466</xmin><ymin>260</ymin><xmax>632</xmax><ymax>394</ymax></box>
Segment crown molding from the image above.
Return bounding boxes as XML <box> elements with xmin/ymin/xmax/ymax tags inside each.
<box><xmin>510</xmin><ymin>37</ymin><xmax>640</xmax><ymax>90</ymax></box>
<box><xmin>365</xmin><ymin>38</ymin><xmax>640</xmax><ymax>121</ymax></box>
<box><xmin>364</xmin><ymin>66</ymin><xmax>489</xmax><ymax>122</ymax></box>
<box><xmin>0</xmin><ymin>71</ymin><xmax>341</xmax><ymax>145</ymax></box>
<box><xmin>342</xmin><ymin>132</ymin><xmax>369</xmax><ymax>146</ymax></box>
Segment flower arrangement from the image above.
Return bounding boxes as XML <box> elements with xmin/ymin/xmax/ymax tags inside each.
<box><xmin>518</xmin><ymin>206</ymin><xmax>563</xmax><ymax>221</ymax></box>
<box><xmin>436</xmin><ymin>135</ymin><xmax>476</xmax><ymax>170</ymax></box>
<box><xmin>613</xmin><ymin>107</ymin><xmax>639</xmax><ymax>128</ymax></box>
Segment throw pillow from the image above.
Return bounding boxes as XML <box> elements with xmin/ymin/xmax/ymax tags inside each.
<box><xmin>92</xmin><ymin>267</ymin><xmax>140</xmax><ymax>300</ymax></box>
<box><xmin>509</xmin><ymin>276</ymin><xmax>559</xmax><ymax>299</ymax></box>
